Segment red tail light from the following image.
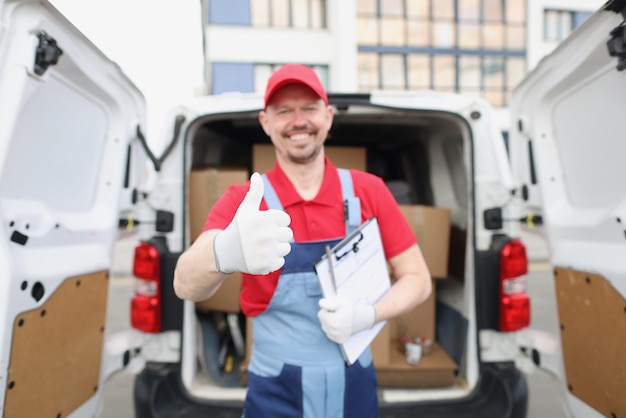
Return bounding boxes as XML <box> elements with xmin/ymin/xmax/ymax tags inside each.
<box><xmin>131</xmin><ymin>241</ymin><xmax>161</xmax><ymax>333</ymax></box>
<box><xmin>499</xmin><ymin>239</ymin><xmax>530</xmax><ymax>332</ymax></box>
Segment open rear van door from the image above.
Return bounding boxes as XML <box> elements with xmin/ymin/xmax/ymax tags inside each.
<box><xmin>0</xmin><ymin>1</ymin><xmax>148</xmax><ymax>417</ymax></box>
<box><xmin>509</xmin><ymin>1</ymin><xmax>626</xmax><ymax>417</ymax></box>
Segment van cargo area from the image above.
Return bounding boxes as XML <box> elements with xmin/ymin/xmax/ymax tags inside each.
<box><xmin>181</xmin><ymin>100</ymin><xmax>475</xmax><ymax>403</ymax></box>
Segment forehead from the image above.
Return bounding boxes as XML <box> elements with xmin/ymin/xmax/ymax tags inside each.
<box><xmin>267</xmin><ymin>83</ymin><xmax>322</xmax><ymax>107</ymax></box>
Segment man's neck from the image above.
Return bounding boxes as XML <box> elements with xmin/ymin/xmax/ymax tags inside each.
<box><xmin>277</xmin><ymin>151</ymin><xmax>326</xmax><ymax>201</ymax></box>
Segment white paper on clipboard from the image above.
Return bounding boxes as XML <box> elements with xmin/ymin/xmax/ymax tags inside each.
<box><xmin>314</xmin><ymin>217</ymin><xmax>391</xmax><ymax>365</ymax></box>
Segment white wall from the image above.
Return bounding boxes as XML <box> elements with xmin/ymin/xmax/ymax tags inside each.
<box><xmin>527</xmin><ymin>0</ymin><xmax>606</xmax><ymax>70</ymax></box>
<box><xmin>204</xmin><ymin>0</ymin><xmax>358</xmax><ymax>92</ymax></box>
<box><xmin>49</xmin><ymin>0</ymin><xmax>206</xmax><ymax>152</ymax></box>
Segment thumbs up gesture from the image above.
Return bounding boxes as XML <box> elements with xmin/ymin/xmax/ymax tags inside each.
<box><xmin>214</xmin><ymin>172</ymin><xmax>293</xmax><ymax>275</ymax></box>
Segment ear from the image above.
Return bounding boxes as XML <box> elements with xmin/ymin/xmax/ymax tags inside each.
<box><xmin>259</xmin><ymin>110</ymin><xmax>271</xmax><ymax>136</ymax></box>
<box><xmin>325</xmin><ymin>104</ymin><xmax>334</xmax><ymax>131</ymax></box>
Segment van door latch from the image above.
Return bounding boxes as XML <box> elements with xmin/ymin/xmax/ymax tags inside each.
<box><xmin>34</xmin><ymin>31</ymin><xmax>63</xmax><ymax>76</ymax></box>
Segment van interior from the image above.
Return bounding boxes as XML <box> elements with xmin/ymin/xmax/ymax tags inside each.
<box><xmin>181</xmin><ymin>102</ymin><xmax>474</xmax><ymax>403</ymax></box>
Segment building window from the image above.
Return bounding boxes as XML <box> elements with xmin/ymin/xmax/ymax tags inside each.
<box><xmin>544</xmin><ymin>9</ymin><xmax>592</xmax><ymax>42</ymax></box>
<box><xmin>253</xmin><ymin>63</ymin><xmax>328</xmax><ymax>94</ymax></box>
<box><xmin>209</xmin><ymin>0</ymin><xmax>326</xmax><ymax>28</ymax></box>
<box><xmin>356</xmin><ymin>0</ymin><xmax>527</xmax><ymax>107</ymax></box>
<box><xmin>211</xmin><ymin>62</ymin><xmax>328</xmax><ymax>96</ymax></box>
<box><xmin>211</xmin><ymin>63</ymin><xmax>255</xmax><ymax>94</ymax></box>
<box><xmin>209</xmin><ymin>0</ymin><xmax>252</xmax><ymax>25</ymax></box>
<box><xmin>250</xmin><ymin>0</ymin><xmax>326</xmax><ymax>28</ymax></box>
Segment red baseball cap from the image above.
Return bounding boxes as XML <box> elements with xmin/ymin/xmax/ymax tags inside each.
<box><xmin>264</xmin><ymin>64</ymin><xmax>328</xmax><ymax>109</ymax></box>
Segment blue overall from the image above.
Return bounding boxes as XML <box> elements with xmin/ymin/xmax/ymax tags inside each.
<box><xmin>242</xmin><ymin>169</ymin><xmax>379</xmax><ymax>418</ymax></box>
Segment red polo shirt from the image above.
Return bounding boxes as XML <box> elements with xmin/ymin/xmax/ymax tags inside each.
<box><xmin>204</xmin><ymin>156</ymin><xmax>416</xmax><ymax>315</ymax></box>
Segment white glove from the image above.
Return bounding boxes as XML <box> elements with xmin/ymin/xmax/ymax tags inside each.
<box><xmin>317</xmin><ymin>297</ymin><xmax>376</xmax><ymax>344</ymax></box>
<box><xmin>213</xmin><ymin>172</ymin><xmax>293</xmax><ymax>274</ymax></box>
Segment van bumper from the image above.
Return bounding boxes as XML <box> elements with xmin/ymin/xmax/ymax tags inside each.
<box><xmin>134</xmin><ymin>361</ymin><xmax>527</xmax><ymax>418</ymax></box>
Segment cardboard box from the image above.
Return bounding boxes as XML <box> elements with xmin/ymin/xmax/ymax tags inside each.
<box><xmin>189</xmin><ymin>167</ymin><xmax>249</xmax><ymax>313</ymax></box>
<box><xmin>188</xmin><ymin>167</ymin><xmax>250</xmax><ymax>242</ymax></box>
<box><xmin>374</xmin><ymin>341</ymin><xmax>458</xmax><ymax>387</ymax></box>
<box><xmin>252</xmin><ymin>144</ymin><xmax>367</xmax><ymax>172</ymax></box>
<box><xmin>399</xmin><ymin>205</ymin><xmax>451</xmax><ymax>279</ymax></box>
<box><xmin>195</xmin><ymin>273</ymin><xmax>242</xmax><ymax>313</ymax></box>
<box><xmin>372</xmin><ymin>280</ymin><xmax>435</xmax><ymax>367</ymax></box>
<box><xmin>372</xmin><ymin>283</ymin><xmax>458</xmax><ymax>387</ymax></box>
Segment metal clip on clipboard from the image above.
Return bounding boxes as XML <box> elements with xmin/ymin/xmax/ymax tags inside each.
<box><xmin>323</xmin><ymin>223</ymin><xmax>367</xmax><ymax>290</ymax></box>
<box><xmin>334</xmin><ymin>232</ymin><xmax>364</xmax><ymax>260</ymax></box>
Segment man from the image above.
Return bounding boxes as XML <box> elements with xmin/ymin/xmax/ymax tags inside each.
<box><xmin>174</xmin><ymin>64</ymin><xmax>432</xmax><ymax>418</ymax></box>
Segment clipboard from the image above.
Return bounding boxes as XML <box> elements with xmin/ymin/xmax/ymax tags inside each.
<box><xmin>314</xmin><ymin>217</ymin><xmax>390</xmax><ymax>365</ymax></box>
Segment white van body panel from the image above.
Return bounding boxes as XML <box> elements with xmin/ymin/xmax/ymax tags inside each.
<box><xmin>0</xmin><ymin>0</ymin><xmax>146</xmax><ymax>416</ymax></box>
<box><xmin>510</xmin><ymin>3</ymin><xmax>626</xmax><ymax>417</ymax></box>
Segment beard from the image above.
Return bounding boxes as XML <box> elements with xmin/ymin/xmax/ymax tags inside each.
<box><xmin>285</xmin><ymin>141</ymin><xmax>322</xmax><ymax>164</ymax></box>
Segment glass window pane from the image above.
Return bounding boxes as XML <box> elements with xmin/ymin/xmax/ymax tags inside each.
<box><xmin>358</xmin><ymin>53</ymin><xmax>380</xmax><ymax>91</ymax></box>
<box><xmin>483</xmin><ymin>56</ymin><xmax>504</xmax><ymax>88</ymax></box>
<box><xmin>408</xmin><ymin>55</ymin><xmax>430</xmax><ymax>89</ymax></box>
<box><xmin>357</xmin><ymin>17</ymin><xmax>379</xmax><ymax>44</ymax></box>
<box><xmin>483</xmin><ymin>0</ymin><xmax>502</xmax><ymax>21</ymax></box>
<box><xmin>559</xmin><ymin>12</ymin><xmax>573</xmax><ymax>40</ymax></box>
<box><xmin>458</xmin><ymin>0</ymin><xmax>479</xmax><ymax>21</ymax></box>
<box><xmin>506</xmin><ymin>0</ymin><xmax>525</xmax><ymax>24</ymax></box>
<box><xmin>433</xmin><ymin>0</ymin><xmax>454</xmax><ymax>19</ymax></box>
<box><xmin>459</xmin><ymin>56</ymin><xmax>480</xmax><ymax>90</ymax></box>
<box><xmin>458</xmin><ymin>23</ymin><xmax>480</xmax><ymax>49</ymax></box>
<box><xmin>272</xmin><ymin>0</ymin><xmax>290</xmax><ymax>27</ymax></box>
<box><xmin>381</xmin><ymin>54</ymin><xmax>405</xmax><ymax>90</ymax></box>
<box><xmin>506</xmin><ymin>25</ymin><xmax>525</xmax><ymax>49</ymax></box>
<box><xmin>381</xmin><ymin>18</ymin><xmax>406</xmax><ymax>46</ymax></box>
<box><xmin>292</xmin><ymin>0</ymin><xmax>309</xmax><ymax>28</ymax></box>
<box><xmin>312</xmin><ymin>66</ymin><xmax>329</xmax><ymax>89</ymax></box>
<box><xmin>381</xmin><ymin>0</ymin><xmax>404</xmax><ymax>16</ymax></box>
<box><xmin>483</xmin><ymin>23</ymin><xmax>503</xmax><ymax>49</ymax></box>
<box><xmin>251</xmin><ymin>0</ymin><xmax>270</xmax><ymax>26</ymax></box>
<box><xmin>311</xmin><ymin>0</ymin><xmax>325</xmax><ymax>28</ymax></box>
<box><xmin>484</xmin><ymin>90</ymin><xmax>504</xmax><ymax>106</ymax></box>
<box><xmin>357</xmin><ymin>0</ymin><xmax>377</xmax><ymax>15</ymax></box>
<box><xmin>433</xmin><ymin>21</ymin><xmax>455</xmax><ymax>47</ymax></box>
<box><xmin>407</xmin><ymin>0</ymin><xmax>429</xmax><ymax>18</ymax></box>
<box><xmin>433</xmin><ymin>55</ymin><xmax>455</xmax><ymax>89</ymax></box>
<box><xmin>408</xmin><ymin>20</ymin><xmax>431</xmax><ymax>47</ymax></box>
<box><xmin>544</xmin><ymin>10</ymin><xmax>558</xmax><ymax>41</ymax></box>
<box><xmin>255</xmin><ymin>64</ymin><xmax>274</xmax><ymax>94</ymax></box>
<box><xmin>506</xmin><ymin>57</ymin><xmax>526</xmax><ymax>90</ymax></box>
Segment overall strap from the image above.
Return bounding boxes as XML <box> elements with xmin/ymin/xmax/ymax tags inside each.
<box><xmin>262</xmin><ymin>169</ymin><xmax>361</xmax><ymax>235</ymax></box>
<box><xmin>261</xmin><ymin>174</ymin><xmax>284</xmax><ymax>211</ymax></box>
<box><xmin>337</xmin><ymin>168</ymin><xmax>361</xmax><ymax>235</ymax></box>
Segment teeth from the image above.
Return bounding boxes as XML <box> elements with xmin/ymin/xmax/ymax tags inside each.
<box><xmin>289</xmin><ymin>133</ymin><xmax>309</xmax><ymax>141</ymax></box>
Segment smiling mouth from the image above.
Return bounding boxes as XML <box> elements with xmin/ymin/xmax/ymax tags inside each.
<box><xmin>288</xmin><ymin>133</ymin><xmax>311</xmax><ymax>141</ymax></box>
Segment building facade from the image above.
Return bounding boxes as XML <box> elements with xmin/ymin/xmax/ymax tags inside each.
<box><xmin>202</xmin><ymin>0</ymin><xmax>603</xmax><ymax>127</ymax></box>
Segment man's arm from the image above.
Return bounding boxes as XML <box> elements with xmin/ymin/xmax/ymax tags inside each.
<box><xmin>317</xmin><ymin>242</ymin><xmax>431</xmax><ymax>344</ymax></box>
<box><xmin>173</xmin><ymin>229</ymin><xmax>228</xmax><ymax>302</ymax></box>
<box><xmin>374</xmin><ymin>243</ymin><xmax>432</xmax><ymax>323</ymax></box>
<box><xmin>173</xmin><ymin>173</ymin><xmax>293</xmax><ymax>303</ymax></box>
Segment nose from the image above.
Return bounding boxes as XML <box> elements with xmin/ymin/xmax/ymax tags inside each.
<box><xmin>292</xmin><ymin>108</ymin><xmax>307</xmax><ymax>125</ymax></box>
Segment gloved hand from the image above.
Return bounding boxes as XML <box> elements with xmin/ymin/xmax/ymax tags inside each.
<box><xmin>317</xmin><ymin>297</ymin><xmax>376</xmax><ymax>344</ymax></box>
<box><xmin>213</xmin><ymin>172</ymin><xmax>293</xmax><ymax>274</ymax></box>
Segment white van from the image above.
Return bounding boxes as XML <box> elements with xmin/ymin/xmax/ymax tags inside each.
<box><xmin>1</xmin><ymin>1</ymin><xmax>621</xmax><ymax>417</ymax></box>
<box><xmin>507</xmin><ymin>1</ymin><xmax>626</xmax><ymax>417</ymax></box>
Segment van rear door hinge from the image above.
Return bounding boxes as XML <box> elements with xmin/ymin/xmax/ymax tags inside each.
<box><xmin>34</xmin><ymin>31</ymin><xmax>63</xmax><ymax>76</ymax></box>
